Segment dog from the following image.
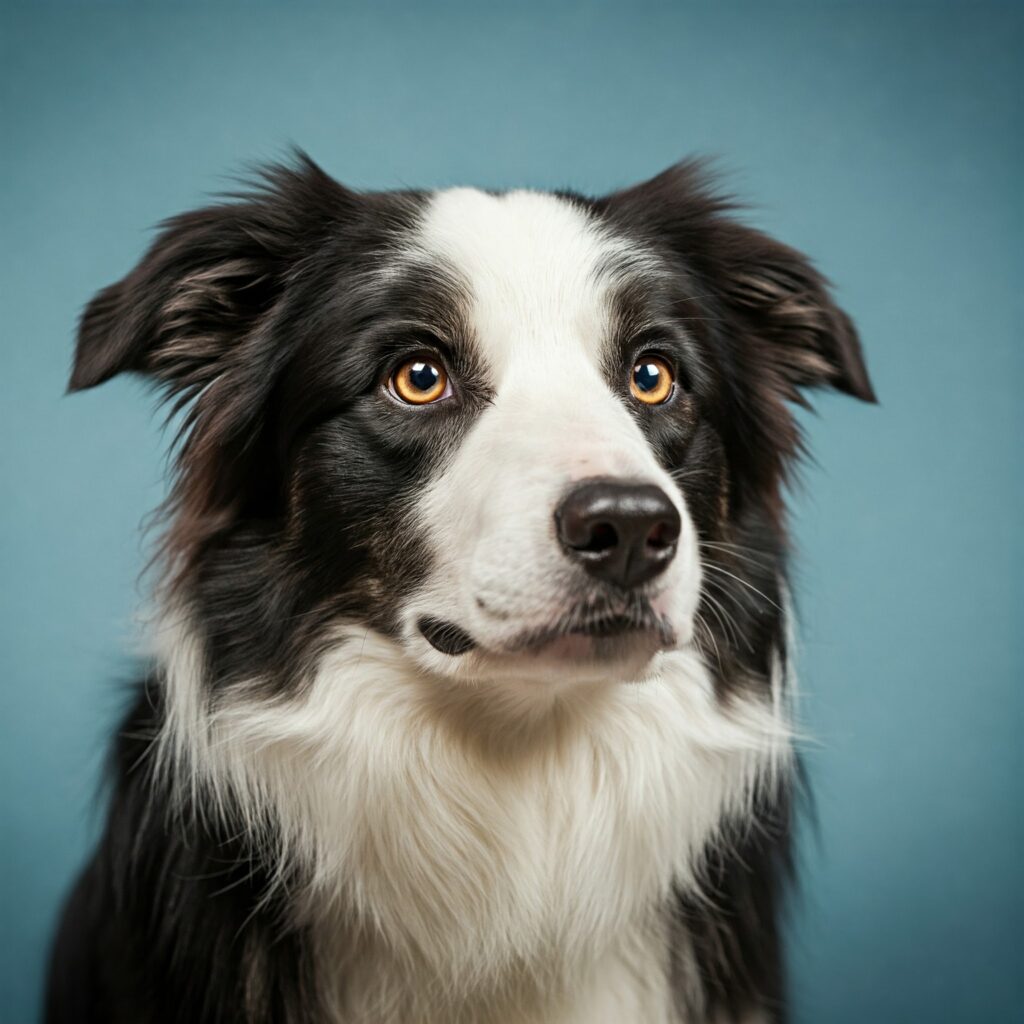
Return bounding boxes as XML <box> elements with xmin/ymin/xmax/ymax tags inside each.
<box><xmin>45</xmin><ymin>155</ymin><xmax>874</xmax><ymax>1024</ymax></box>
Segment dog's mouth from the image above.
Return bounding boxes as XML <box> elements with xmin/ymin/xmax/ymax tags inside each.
<box><xmin>418</xmin><ymin>599</ymin><xmax>676</xmax><ymax>659</ymax></box>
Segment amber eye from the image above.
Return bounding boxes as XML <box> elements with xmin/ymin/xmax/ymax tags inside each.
<box><xmin>389</xmin><ymin>357</ymin><xmax>450</xmax><ymax>405</ymax></box>
<box><xmin>630</xmin><ymin>356</ymin><xmax>674</xmax><ymax>405</ymax></box>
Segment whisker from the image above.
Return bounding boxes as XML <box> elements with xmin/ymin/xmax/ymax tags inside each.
<box><xmin>693</xmin><ymin>612</ymin><xmax>723</xmax><ymax>673</ymax></box>
<box><xmin>700</xmin><ymin>540</ymin><xmax>777</xmax><ymax>571</ymax></box>
<box><xmin>699</xmin><ymin>588</ymin><xmax>750</xmax><ymax>653</ymax></box>
<box><xmin>701</xmin><ymin>562</ymin><xmax>781</xmax><ymax>611</ymax></box>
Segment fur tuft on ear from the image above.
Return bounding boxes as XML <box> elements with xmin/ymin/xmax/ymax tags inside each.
<box><xmin>68</xmin><ymin>151</ymin><xmax>354</xmax><ymax>396</ymax></box>
<box><xmin>598</xmin><ymin>160</ymin><xmax>876</xmax><ymax>405</ymax></box>
<box><xmin>70</xmin><ymin>281</ymin><xmax>132</xmax><ymax>391</ymax></box>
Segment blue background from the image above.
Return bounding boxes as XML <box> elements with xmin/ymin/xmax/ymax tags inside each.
<box><xmin>2</xmin><ymin>2</ymin><xmax>1021</xmax><ymax>1021</ymax></box>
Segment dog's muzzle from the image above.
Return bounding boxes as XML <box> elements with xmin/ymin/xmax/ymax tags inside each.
<box><xmin>418</xmin><ymin>477</ymin><xmax>681</xmax><ymax>659</ymax></box>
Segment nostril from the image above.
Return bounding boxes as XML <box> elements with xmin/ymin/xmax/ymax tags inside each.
<box><xmin>646</xmin><ymin>520</ymin><xmax>678</xmax><ymax>552</ymax></box>
<box><xmin>578</xmin><ymin>522</ymin><xmax>618</xmax><ymax>554</ymax></box>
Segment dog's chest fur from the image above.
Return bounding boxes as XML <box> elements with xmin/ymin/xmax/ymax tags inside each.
<box><xmin>165</xmin><ymin>628</ymin><xmax>788</xmax><ymax>1023</ymax></box>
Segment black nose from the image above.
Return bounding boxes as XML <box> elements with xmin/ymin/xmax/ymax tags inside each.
<box><xmin>555</xmin><ymin>478</ymin><xmax>681</xmax><ymax>589</ymax></box>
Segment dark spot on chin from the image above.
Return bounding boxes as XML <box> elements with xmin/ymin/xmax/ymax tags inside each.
<box><xmin>418</xmin><ymin>616</ymin><xmax>476</xmax><ymax>656</ymax></box>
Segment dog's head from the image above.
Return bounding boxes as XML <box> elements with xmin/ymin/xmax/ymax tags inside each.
<box><xmin>71</xmin><ymin>155</ymin><xmax>873</xmax><ymax>702</ymax></box>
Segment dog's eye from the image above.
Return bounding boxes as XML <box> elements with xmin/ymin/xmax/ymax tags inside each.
<box><xmin>630</xmin><ymin>356</ymin><xmax>674</xmax><ymax>405</ymax></box>
<box><xmin>389</xmin><ymin>357</ymin><xmax>451</xmax><ymax>405</ymax></box>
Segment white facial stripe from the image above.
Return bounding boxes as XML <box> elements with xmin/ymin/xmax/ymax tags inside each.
<box><xmin>416</xmin><ymin>187</ymin><xmax>661</xmax><ymax>481</ymax></box>
<box><xmin>417</xmin><ymin>188</ymin><xmax>644</xmax><ymax>379</ymax></box>
<box><xmin>408</xmin><ymin>188</ymin><xmax>702</xmax><ymax>675</ymax></box>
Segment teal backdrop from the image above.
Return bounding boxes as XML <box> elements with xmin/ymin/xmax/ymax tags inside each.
<box><xmin>2</xmin><ymin>2</ymin><xmax>1021</xmax><ymax>1021</ymax></box>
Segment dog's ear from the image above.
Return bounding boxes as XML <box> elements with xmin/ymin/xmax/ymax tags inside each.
<box><xmin>597</xmin><ymin>161</ymin><xmax>876</xmax><ymax>405</ymax></box>
<box><xmin>71</xmin><ymin>155</ymin><xmax>359</xmax><ymax>573</ymax></box>
<box><xmin>69</xmin><ymin>153</ymin><xmax>355</xmax><ymax>400</ymax></box>
<box><xmin>710</xmin><ymin>219</ymin><xmax>876</xmax><ymax>405</ymax></box>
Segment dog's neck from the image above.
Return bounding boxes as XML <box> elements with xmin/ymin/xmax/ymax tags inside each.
<box><xmin>156</xmin><ymin>616</ymin><xmax>791</xmax><ymax>1022</ymax></box>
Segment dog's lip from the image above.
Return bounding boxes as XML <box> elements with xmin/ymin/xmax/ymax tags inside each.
<box><xmin>554</xmin><ymin>612</ymin><xmax>649</xmax><ymax>640</ymax></box>
<box><xmin>418</xmin><ymin>603</ymin><xmax>676</xmax><ymax>659</ymax></box>
<box><xmin>510</xmin><ymin>612</ymin><xmax>676</xmax><ymax>655</ymax></box>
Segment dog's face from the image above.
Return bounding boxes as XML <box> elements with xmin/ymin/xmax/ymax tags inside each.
<box><xmin>396</xmin><ymin>188</ymin><xmax>705</xmax><ymax>687</ymax></box>
<box><xmin>71</xmin><ymin>157</ymin><xmax>873</xmax><ymax>703</ymax></box>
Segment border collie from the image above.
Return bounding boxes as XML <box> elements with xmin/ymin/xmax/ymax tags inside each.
<box><xmin>46</xmin><ymin>155</ymin><xmax>874</xmax><ymax>1024</ymax></box>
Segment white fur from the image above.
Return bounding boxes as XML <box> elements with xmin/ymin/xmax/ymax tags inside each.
<box><xmin>155</xmin><ymin>613</ymin><xmax>790</xmax><ymax>1022</ymax></box>
<box><xmin>153</xmin><ymin>188</ymin><xmax>794</xmax><ymax>1022</ymax></box>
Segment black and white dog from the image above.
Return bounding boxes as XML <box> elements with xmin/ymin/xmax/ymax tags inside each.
<box><xmin>46</xmin><ymin>156</ymin><xmax>873</xmax><ymax>1024</ymax></box>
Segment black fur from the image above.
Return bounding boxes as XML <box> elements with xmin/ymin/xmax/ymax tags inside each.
<box><xmin>46</xmin><ymin>684</ymin><xmax>321</xmax><ymax>1023</ymax></box>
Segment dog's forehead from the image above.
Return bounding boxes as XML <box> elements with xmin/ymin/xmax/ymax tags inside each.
<box><xmin>414</xmin><ymin>188</ymin><xmax>645</xmax><ymax>374</ymax></box>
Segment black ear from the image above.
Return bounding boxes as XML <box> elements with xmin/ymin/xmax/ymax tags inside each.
<box><xmin>70</xmin><ymin>155</ymin><xmax>359</xmax><ymax>576</ymax></box>
<box><xmin>598</xmin><ymin>161</ymin><xmax>876</xmax><ymax>405</ymax></box>
<box><xmin>69</xmin><ymin>152</ymin><xmax>355</xmax><ymax>397</ymax></box>
<box><xmin>714</xmin><ymin>221</ymin><xmax>876</xmax><ymax>404</ymax></box>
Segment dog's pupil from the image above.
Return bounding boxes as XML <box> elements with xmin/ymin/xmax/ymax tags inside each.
<box><xmin>409</xmin><ymin>362</ymin><xmax>439</xmax><ymax>391</ymax></box>
<box><xmin>634</xmin><ymin>362</ymin><xmax>660</xmax><ymax>391</ymax></box>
